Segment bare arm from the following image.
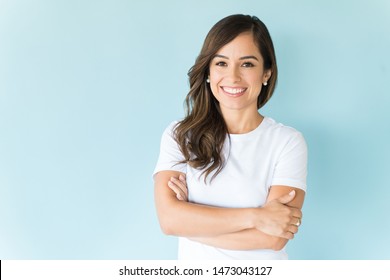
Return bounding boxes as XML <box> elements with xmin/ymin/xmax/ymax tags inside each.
<box><xmin>154</xmin><ymin>170</ymin><xmax>254</xmax><ymax>237</ymax></box>
<box><xmin>190</xmin><ymin>229</ymin><xmax>278</xmax><ymax>250</ymax></box>
<box><xmin>263</xmin><ymin>186</ymin><xmax>305</xmax><ymax>250</ymax></box>
<box><xmin>155</xmin><ymin>171</ymin><xmax>301</xmax><ymax>241</ymax></box>
<box><xmin>190</xmin><ymin>186</ymin><xmax>305</xmax><ymax>251</ymax></box>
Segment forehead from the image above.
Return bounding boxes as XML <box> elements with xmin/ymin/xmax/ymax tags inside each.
<box><xmin>215</xmin><ymin>32</ymin><xmax>261</xmax><ymax>58</ymax></box>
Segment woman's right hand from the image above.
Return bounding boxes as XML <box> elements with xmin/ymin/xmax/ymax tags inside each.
<box><xmin>254</xmin><ymin>190</ymin><xmax>302</xmax><ymax>239</ymax></box>
<box><xmin>166</xmin><ymin>177</ymin><xmax>302</xmax><ymax>240</ymax></box>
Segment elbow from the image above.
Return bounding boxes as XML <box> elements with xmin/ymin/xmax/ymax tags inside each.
<box><xmin>158</xmin><ymin>215</ymin><xmax>179</xmax><ymax>236</ymax></box>
<box><xmin>159</xmin><ymin>222</ymin><xmax>175</xmax><ymax>236</ymax></box>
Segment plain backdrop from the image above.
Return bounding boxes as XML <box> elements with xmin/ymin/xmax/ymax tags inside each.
<box><xmin>1</xmin><ymin>0</ymin><xmax>389</xmax><ymax>259</ymax></box>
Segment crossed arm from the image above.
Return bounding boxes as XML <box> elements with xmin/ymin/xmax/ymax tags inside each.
<box><xmin>154</xmin><ymin>170</ymin><xmax>305</xmax><ymax>251</ymax></box>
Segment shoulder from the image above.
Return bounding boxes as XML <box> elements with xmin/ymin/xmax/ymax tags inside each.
<box><xmin>162</xmin><ymin>120</ymin><xmax>180</xmax><ymax>136</ymax></box>
<box><xmin>264</xmin><ymin>117</ymin><xmax>307</xmax><ymax>153</ymax></box>
<box><xmin>262</xmin><ymin>117</ymin><xmax>306</xmax><ymax>147</ymax></box>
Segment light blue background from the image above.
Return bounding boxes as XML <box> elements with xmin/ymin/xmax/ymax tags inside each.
<box><xmin>1</xmin><ymin>0</ymin><xmax>389</xmax><ymax>259</ymax></box>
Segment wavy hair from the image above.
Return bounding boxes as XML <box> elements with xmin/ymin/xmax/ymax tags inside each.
<box><xmin>174</xmin><ymin>14</ymin><xmax>278</xmax><ymax>182</ymax></box>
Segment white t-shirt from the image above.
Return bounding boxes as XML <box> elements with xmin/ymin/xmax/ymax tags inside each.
<box><xmin>153</xmin><ymin>116</ymin><xmax>308</xmax><ymax>260</ymax></box>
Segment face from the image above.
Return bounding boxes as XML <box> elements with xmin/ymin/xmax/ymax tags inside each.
<box><xmin>208</xmin><ymin>32</ymin><xmax>271</xmax><ymax>114</ymax></box>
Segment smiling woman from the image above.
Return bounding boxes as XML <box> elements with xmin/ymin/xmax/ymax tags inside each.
<box><xmin>208</xmin><ymin>32</ymin><xmax>271</xmax><ymax>124</ymax></box>
<box><xmin>153</xmin><ymin>14</ymin><xmax>307</xmax><ymax>260</ymax></box>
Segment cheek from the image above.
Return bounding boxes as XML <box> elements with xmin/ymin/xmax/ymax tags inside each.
<box><xmin>209</xmin><ymin>70</ymin><xmax>222</xmax><ymax>83</ymax></box>
<box><xmin>249</xmin><ymin>74</ymin><xmax>263</xmax><ymax>89</ymax></box>
<box><xmin>209</xmin><ymin>72</ymin><xmax>222</xmax><ymax>95</ymax></box>
<box><xmin>251</xmin><ymin>70</ymin><xmax>263</xmax><ymax>82</ymax></box>
<box><xmin>210</xmin><ymin>83</ymin><xmax>219</xmax><ymax>99</ymax></box>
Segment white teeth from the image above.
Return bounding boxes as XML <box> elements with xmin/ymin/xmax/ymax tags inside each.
<box><xmin>223</xmin><ymin>87</ymin><xmax>246</xmax><ymax>94</ymax></box>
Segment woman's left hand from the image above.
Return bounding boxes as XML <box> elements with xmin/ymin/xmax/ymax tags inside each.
<box><xmin>167</xmin><ymin>174</ymin><xmax>188</xmax><ymax>201</ymax></box>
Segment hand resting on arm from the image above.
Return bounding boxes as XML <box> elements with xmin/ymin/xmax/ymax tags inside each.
<box><xmin>155</xmin><ymin>171</ymin><xmax>304</xmax><ymax>251</ymax></box>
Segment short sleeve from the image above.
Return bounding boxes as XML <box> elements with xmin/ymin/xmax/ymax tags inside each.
<box><xmin>153</xmin><ymin>122</ymin><xmax>187</xmax><ymax>178</ymax></box>
<box><xmin>271</xmin><ymin>132</ymin><xmax>308</xmax><ymax>192</ymax></box>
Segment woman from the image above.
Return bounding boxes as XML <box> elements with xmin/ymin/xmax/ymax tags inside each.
<box><xmin>153</xmin><ymin>14</ymin><xmax>307</xmax><ymax>260</ymax></box>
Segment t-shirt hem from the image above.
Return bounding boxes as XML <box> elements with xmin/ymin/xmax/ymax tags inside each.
<box><xmin>271</xmin><ymin>179</ymin><xmax>307</xmax><ymax>192</ymax></box>
<box><xmin>152</xmin><ymin>166</ymin><xmax>186</xmax><ymax>179</ymax></box>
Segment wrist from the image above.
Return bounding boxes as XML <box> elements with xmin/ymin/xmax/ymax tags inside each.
<box><xmin>246</xmin><ymin>207</ymin><xmax>260</xmax><ymax>229</ymax></box>
<box><xmin>249</xmin><ymin>207</ymin><xmax>267</xmax><ymax>230</ymax></box>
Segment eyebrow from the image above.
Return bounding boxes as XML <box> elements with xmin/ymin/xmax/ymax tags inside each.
<box><xmin>213</xmin><ymin>54</ymin><xmax>259</xmax><ymax>61</ymax></box>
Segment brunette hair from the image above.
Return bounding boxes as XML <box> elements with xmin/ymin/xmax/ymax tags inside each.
<box><xmin>174</xmin><ymin>14</ymin><xmax>278</xmax><ymax>182</ymax></box>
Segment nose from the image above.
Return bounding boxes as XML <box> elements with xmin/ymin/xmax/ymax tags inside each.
<box><xmin>228</xmin><ymin>65</ymin><xmax>241</xmax><ymax>83</ymax></box>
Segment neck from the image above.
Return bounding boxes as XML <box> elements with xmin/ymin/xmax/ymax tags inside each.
<box><xmin>221</xmin><ymin>108</ymin><xmax>263</xmax><ymax>134</ymax></box>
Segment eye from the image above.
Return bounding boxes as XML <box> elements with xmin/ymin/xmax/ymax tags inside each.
<box><xmin>215</xmin><ymin>61</ymin><xmax>227</xmax><ymax>67</ymax></box>
<box><xmin>242</xmin><ymin>62</ymin><xmax>255</xmax><ymax>67</ymax></box>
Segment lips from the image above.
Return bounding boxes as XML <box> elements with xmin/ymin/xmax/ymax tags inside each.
<box><xmin>221</xmin><ymin>86</ymin><xmax>247</xmax><ymax>97</ymax></box>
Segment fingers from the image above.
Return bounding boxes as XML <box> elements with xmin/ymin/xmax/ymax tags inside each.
<box><xmin>284</xmin><ymin>218</ymin><xmax>301</xmax><ymax>239</ymax></box>
<box><xmin>167</xmin><ymin>180</ymin><xmax>186</xmax><ymax>200</ymax></box>
<box><xmin>290</xmin><ymin>208</ymin><xmax>302</xmax><ymax>221</ymax></box>
<box><xmin>257</xmin><ymin>199</ymin><xmax>303</xmax><ymax>239</ymax></box>
<box><xmin>277</xmin><ymin>203</ymin><xmax>302</xmax><ymax>224</ymax></box>
<box><xmin>281</xmin><ymin>231</ymin><xmax>295</xmax><ymax>240</ymax></box>
<box><xmin>277</xmin><ymin>213</ymin><xmax>303</xmax><ymax>239</ymax></box>
<box><xmin>288</xmin><ymin>224</ymin><xmax>299</xmax><ymax>234</ymax></box>
<box><xmin>171</xmin><ymin>176</ymin><xmax>188</xmax><ymax>196</ymax></box>
<box><xmin>278</xmin><ymin>223</ymin><xmax>300</xmax><ymax>240</ymax></box>
<box><xmin>291</xmin><ymin>216</ymin><xmax>302</xmax><ymax>227</ymax></box>
<box><xmin>276</xmin><ymin>190</ymin><xmax>296</xmax><ymax>204</ymax></box>
<box><xmin>167</xmin><ymin>176</ymin><xmax>188</xmax><ymax>201</ymax></box>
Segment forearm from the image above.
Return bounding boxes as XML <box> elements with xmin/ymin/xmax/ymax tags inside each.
<box><xmin>190</xmin><ymin>229</ymin><xmax>287</xmax><ymax>251</ymax></box>
<box><xmin>191</xmin><ymin>186</ymin><xmax>306</xmax><ymax>251</ymax></box>
<box><xmin>157</xmin><ymin>198</ymin><xmax>254</xmax><ymax>237</ymax></box>
<box><xmin>155</xmin><ymin>171</ymin><xmax>255</xmax><ymax>237</ymax></box>
<box><xmin>155</xmin><ymin>172</ymin><xmax>303</xmax><ymax>242</ymax></box>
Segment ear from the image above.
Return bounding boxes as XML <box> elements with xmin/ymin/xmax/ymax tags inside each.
<box><xmin>263</xmin><ymin>69</ymin><xmax>272</xmax><ymax>81</ymax></box>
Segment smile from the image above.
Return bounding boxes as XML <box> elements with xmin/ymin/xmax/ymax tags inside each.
<box><xmin>221</xmin><ymin>86</ymin><xmax>247</xmax><ymax>96</ymax></box>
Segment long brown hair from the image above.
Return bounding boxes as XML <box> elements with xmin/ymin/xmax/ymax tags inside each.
<box><xmin>174</xmin><ymin>14</ymin><xmax>278</xmax><ymax>182</ymax></box>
